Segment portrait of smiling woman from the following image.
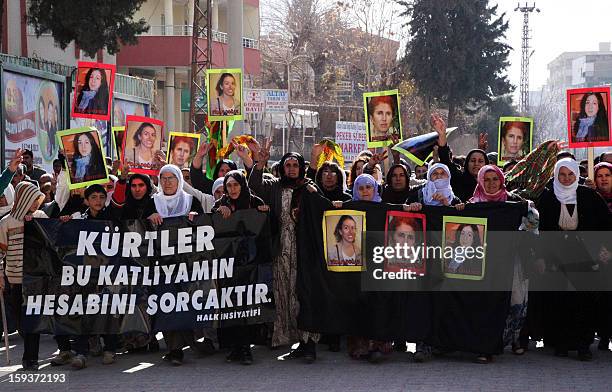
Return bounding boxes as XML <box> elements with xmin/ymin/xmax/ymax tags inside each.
<box><xmin>123</xmin><ymin>116</ymin><xmax>165</xmax><ymax>174</ymax></box>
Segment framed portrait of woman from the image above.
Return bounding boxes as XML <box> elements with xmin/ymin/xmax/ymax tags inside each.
<box><xmin>363</xmin><ymin>90</ymin><xmax>403</xmax><ymax>148</ymax></box>
<box><xmin>383</xmin><ymin>211</ymin><xmax>427</xmax><ymax>275</ymax></box>
<box><xmin>71</xmin><ymin>61</ymin><xmax>116</xmax><ymax>121</ymax></box>
<box><xmin>566</xmin><ymin>87</ymin><xmax>612</xmax><ymax>148</ymax></box>
<box><xmin>166</xmin><ymin>132</ymin><xmax>201</xmax><ymax>169</ymax></box>
<box><xmin>322</xmin><ymin>210</ymin><xmax>366</xmax><ymax>272</ymax></box>
<box><xmin>441</xmin><ymin>216</ymin><xmax>487</xmax><ymax>280</ymax></box>
<box><xmin>206</xmin><ymin>68</ymin><xmax>243</xmax><ymax>121</ymax></box>
<box><xmin>57</xmin><ymin>127</ymin><xmax>109</xmax><ymax>189</ymax></box>
<box><xmin>122</xmin><ymin>115</ymin><xmax>165</xmax><ymax>175</ymax></box>
<box><xmin>497</xmin><ymin>117</ymin><xmax>533</xmax><ymax>166</ymax></box>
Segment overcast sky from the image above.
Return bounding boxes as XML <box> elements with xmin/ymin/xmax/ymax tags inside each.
<box><xmin>495</xmin><ymin>0</ymin><xmax>612</xmax><ymax>92</ymax></box>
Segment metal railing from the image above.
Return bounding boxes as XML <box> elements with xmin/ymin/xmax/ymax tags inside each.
<box><xmin>0</xmin><ymin>54</ymin><xmax>154</xmax><ymax>102</ymax></box>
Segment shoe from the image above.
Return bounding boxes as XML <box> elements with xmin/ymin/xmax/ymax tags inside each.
<box><xmin>102</xmin><ymin>351</ymin><xmax>116</xmax><ymax>365</ymax></box>
<box><xmin>51</xmin><ymin>350</ymin><xmax>73</xmax><ymax>366</ymax></box>
<box><xmin>240</xmin><ymin>345</ymin><xmax>253</xmax><ymax>365</ymax></box>
<box><xmin>71</xmin><ymin>354</ymin><xmax>87</xmax><ymax>370</ymax></box>
<box><xmin>578</xmin><ymin>348</ymin><xmax>593</xmax><ymax>362</ymax></box>
<box><xmin>163</xmin><ymin>350</ymin><xmax>184</xmax><ymax>366</ymax></box>
<box><xmin>414</xmin><ymin>342</ymin><xmax>432</xmax><ymax>363</ymax></box>
<box><xmin>287</xmin><ymin>341</ymin><xmax>306</xmax><ymax>359</ymax></box>
<box><xmin>303</xmin><ymin>340</ymin><xmax>316</xmax><ymax>364</ymax></box>
<box><xmin>194</xmin><ymin>338</ymin><xmax>215</xmax><ymax>357</ymax></box>
<box><xmin>367</xmin><ymin>350</ymin><xmax>384</xmax><ymax>364</ymax></box>
<box><xmin>19</xmin><ymin>360</ymin><xmax>39</xmax><ymax>371</ymax></box>
<box><xmin>225</xmin><ymin>346</ymin><xmax>242</xmax><ymax>363</ymax></box>
<box><xmin>474</xmin><ymin>354</ymin><xmax>492</xmax><ymax>364</ymax></box>
<box><xmin>511</xmin><ymin>344</ymin><xmax>525</xmax><ymax>355</ymax></box>
<box><xmin>598</xmin><ymin>338</ymin><xmax>609</xmax><ymax>351</ymax></box>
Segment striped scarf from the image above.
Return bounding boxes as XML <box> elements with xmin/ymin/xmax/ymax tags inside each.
<box><xmin>11</xmin><ymin>182</ymin><xmax>44</xmax><ymax>221</ymax></box>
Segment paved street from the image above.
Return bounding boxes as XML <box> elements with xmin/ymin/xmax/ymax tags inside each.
<box><xmin>1</xmin><ymin>333</ymin><xmax>611</xmax><ymax>392</ymax></box>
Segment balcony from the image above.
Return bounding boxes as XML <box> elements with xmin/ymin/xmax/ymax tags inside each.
<box><xmin>117</xmin><ymin>25</ymin><xmax>261</xmax><ymax>73</ymax></box>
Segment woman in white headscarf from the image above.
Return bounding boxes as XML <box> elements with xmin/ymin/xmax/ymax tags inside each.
<box><xmin>143</xmin><ymin>164</ymin><xmax>209</xmax><ymax>366</ymax></box>
<box><xmin>405</xmin><ymin>163</ymin><xmax>463</xmax><ymax>211</ymax></box>
<box><xmin>145</xmin><ymin>164</ymin><xmax>203</xmax><ymax>225</ymax></box>
<box><xmin>534</xmin><ymin>158</ymin><xmax>611</xmax><ymax>361</ymax></box>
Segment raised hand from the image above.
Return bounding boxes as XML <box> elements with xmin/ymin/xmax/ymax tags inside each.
<box><xmin>431</xmin><ymin>113</ymin><xmax>447</xmax><ymax>146</ymax></box>
<box><xmin>8</xmin><ymin>148</ymin><xmax>24</xmax><ymax>172</ymax></box>
<box><xmin>256</xmin><ymin>138</ymin><xmax>272</xmax><ymax>169</ymax></box>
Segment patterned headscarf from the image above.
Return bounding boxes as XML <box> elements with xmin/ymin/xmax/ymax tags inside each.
<box><xmin>470</xmin><ymin>165</ymin><xmax>508</xmax><ymax>203</ymax></box>
<box><xmin>11</xmin><ymin>182</ymin><xmax>44</xmax><ymax>221</ymax></box>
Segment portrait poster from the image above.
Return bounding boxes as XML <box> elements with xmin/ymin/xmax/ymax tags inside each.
<box><xmin>113</xmin><ymin>97</ymin><xmax>150</xmax><ymax>126</ymax></box>
<box><xmin>2</xmin><ymin>67</ymin><xmax>64</xmax><ymax>173</ymax></box>
<box><xmin>166</xmin><ymin>132</ymin><xmax>201</xmax><ymax>169</ymax></box>
<box><xmin>111</xmin><ymin>126</ymin><xmax>125</xmax><ymax>162</ymax></box>
<box><xmin>206</xmin><ymin>68</ymin><xmax>243</xmax><ymax>121</ymax></box>
<box><xmin>363</xmin><ymin>89</ymin><xmax>402</xmax><ymax>148</ymax></box>
<box><xmin>56</xmin><ymin>127</ymin><xmax>109</xmax><ymax>190</ymax></box>
<box><xmin>383</xmin><ymin>211</ymin><xmax>426</xmax><ymax>275</ymax></box>
<box><xmin>122</xmin><ymin>115</ymin><xmax>164</xmax><ymax>175</ymax></box>
<box><xmin>442</xmin><ymin>216</ymin><xmax>487</xmax><ymax>280</ymax></box>
<box><xmin>322</xmin><ymin>210</ymin><xmax>366</xmax><ymax>272</ymax></box>
<box><xmin>497</xmin><ymin>117</ymin><xmax>533</xmax><ymax>166</ymax></box>
<box><xmin>71</xmin><ymin>61</ymin><xmax>116</xmax><ymax>121</ymax></box>
<box><xmin>566</xmin><ymin>87</ymin><xmax>612</xmax><ymax>148</ymax></box>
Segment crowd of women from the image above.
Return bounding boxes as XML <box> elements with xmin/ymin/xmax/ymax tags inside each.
<box><xmin>0</xmin><ymin>113</ymin><xmax>610</xmax><ymax>371</ymax></box>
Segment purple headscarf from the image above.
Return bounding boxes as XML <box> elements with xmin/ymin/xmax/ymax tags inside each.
<box><xmin>352</xmin><ymin>173</ymin><xmax>382</xmax><ymax>202</ymax></box>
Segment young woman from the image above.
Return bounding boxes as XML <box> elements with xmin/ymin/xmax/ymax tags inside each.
<box><xmin>75</xmin><ymin>68</ymin><xmax>110</xmax><ymax>115</ymax></box>
<box><xmin>70</xmin><ymin>132</ymin><xmax>105</xmax><ymax>183</ymax></box>
<box><xmin>125</xmin><ymin>122</ymin><xmax>162</xmax><ymax>168</ymax></box>
<box><xmin>212</xmin><ymin>73</ymin><xmax>240</xmax><ymax>116</ymax></box>
<box><xmin>327</xmin><ymin>215</ymin><xmax>361</xmax><ymax>265</ymax></box>
<box><xmin>594</xmin><ymin>162</ymin><xmax>612</xmax><ymax>211</ymax></box>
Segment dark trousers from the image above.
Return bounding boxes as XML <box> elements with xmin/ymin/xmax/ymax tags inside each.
<box><xmin>222</xmin><ymin>325</ymin><xmax>253</xmax><ymax>348</ymax></box>
<box><xmin>55</xmin><ymin>334</ymin><xmax>119</xmax><ymax>356</ymax></box>
<box><xmin>163</xmin><ymin>330</ymin><xmax>195</xmax><ymax>358</ymax></box>
<box><xmin>6</xmin><ymin>283</ymin><xmax>39</xmax><ymax>361</ymax></box>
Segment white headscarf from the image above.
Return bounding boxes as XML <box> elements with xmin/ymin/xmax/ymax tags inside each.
<box><xmin>553</xmin><ymin>158</ymin><xmax>579</xmax><ymax>204</ymax></box>
<box><xmin>0</xmin><ymin>184</ymin><xmax>15</xmax><ymax>216</ymax></box>
<box><xmin>212</xmin><ymin>177</ymin><xmax>225</xmax><ymax>196</ymax></box>
<box><xmin>153</xmin><ymin>164</ymin><xmax>193</xmax><ymax>218</ymax></box>
<box><xmin>105</xmin><ymin>175</ymin><xmax>118</xmax><ymax>207</ymax></box>
<box><xmin>422</xmin><ymin>163</ymin><xmax>455</xmax><ymax>206</ymax></box>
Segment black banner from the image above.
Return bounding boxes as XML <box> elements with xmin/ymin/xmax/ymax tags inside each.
<box><xmin>297</xmin><ymin>192</ymin><xmax>528</xmax><ymax>354</ymax></box>
<box><xmin>22</xmin><ymin>210</ymin><xmax>275</xmax><ymax>335</ymax></box>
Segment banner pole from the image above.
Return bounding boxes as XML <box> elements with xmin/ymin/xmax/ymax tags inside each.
<box><xmin>587</xmin><ymin>146</ymin><xmax>595</xmax><ymax>181</ymax></box>
<box><xmin>0</xmin><ymin>291</ymin><xmax>10</xmax><ymax>364</ymax></box>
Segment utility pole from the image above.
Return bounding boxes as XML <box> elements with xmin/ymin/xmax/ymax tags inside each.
<box><xmin>189</xmin><ymin>0</ymin><xmax>213</xmax><ymax>134</ymax></box>
<box><xmin>515</xmin><ymin>2</ymin><xmax>540</xmax><ymax>114</ymax></box>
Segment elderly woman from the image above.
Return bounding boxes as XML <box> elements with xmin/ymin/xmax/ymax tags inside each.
<box><xmin>143</xmin><ymin>164</ymin><xmax>208</xmax><ymax>366</ymax></box>
<box><xmin>535</xmin><ymin>158</ymin><xmax>611</xmax><ymax>361</ymax></box>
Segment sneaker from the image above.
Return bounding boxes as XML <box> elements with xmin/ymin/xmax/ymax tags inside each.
<box><xmin>225</xmin><ymin>346</ymin><xmax>242</xmax><ymax>363</ymax></box>
<box><xmin>51</xmin><ymin>350</ymin><xmax>73</xmax><ymax>366</ymax></box>
<box><xmin>19</xmin><ymin>360</ymin><xmax>39</xmax><ymax>371</ymax></box>
<box><xmin>71</xmin><ymin>354</ymin><xmax>88</xmax><ymax>370</ymax></box>
<box><xmin>474</xmin><ymin>354</ymin><xmax>493</xmax><ymax>364</ymax></box>
<box><xmin>102</xmin><ymin>351</ymin><xmax>116</xmax><ymax>365</ymax></box>
<box><xmin>240</xmin><ymin>345</ymin><xmax>253</xmax><ymax>366</ymax></box>
<box><xmin>89</xmin><ymin>336</ymin><xmax>102</xmax><ymax>357</ymax></box>
<box><xmin>286</xmin><ymin>341</ymin><xmax>306</xmax><ymax>359</ymax></box>
<box><xmin>303</xmin><ymin>340</ymin><xmax>316</xmax><ymax>364</ymax></box>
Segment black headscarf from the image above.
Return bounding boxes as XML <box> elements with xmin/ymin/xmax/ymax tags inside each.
<box><xmin>315</xmin><ymin>161</ymin><xmax>351</xmax><ymax>202</ymax></box>
<box><xmin>213</xmin><ymin>159</ymin><xmax>238</xmax><ymax>179</ymax></box>
<box><xmin>382</xmin><ymin>163</ymin><xmax>412</xmax><ymax>204</ymax></box>
<box><xmin>452</xmin><ymin>149</ymin><xmax>490</xmax><ymax>202</ymax></box>
<box><xmin>279</xmin><ymin>152</ymin><xmax>307</xmax><ymax>188</ymax></box>
<box><xmin>123</xmin><ymin>173</ymin><xmax>153</xmax><ymax>219</ymax></box>
<box><xmin>214</xmin><ymin>170</ymin><xmax>264</xmax><ymax>212</ymax></box>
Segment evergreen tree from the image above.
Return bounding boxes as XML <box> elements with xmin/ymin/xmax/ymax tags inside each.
<box><xmin>28</xmin><ymin>0</ymin><xmax>149</xmax><ymax>58</ymax></box>
<box><xmin>398</xmin><ymin>0</ymin><xmax>513</xmax><ymax>125</ymax></box>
